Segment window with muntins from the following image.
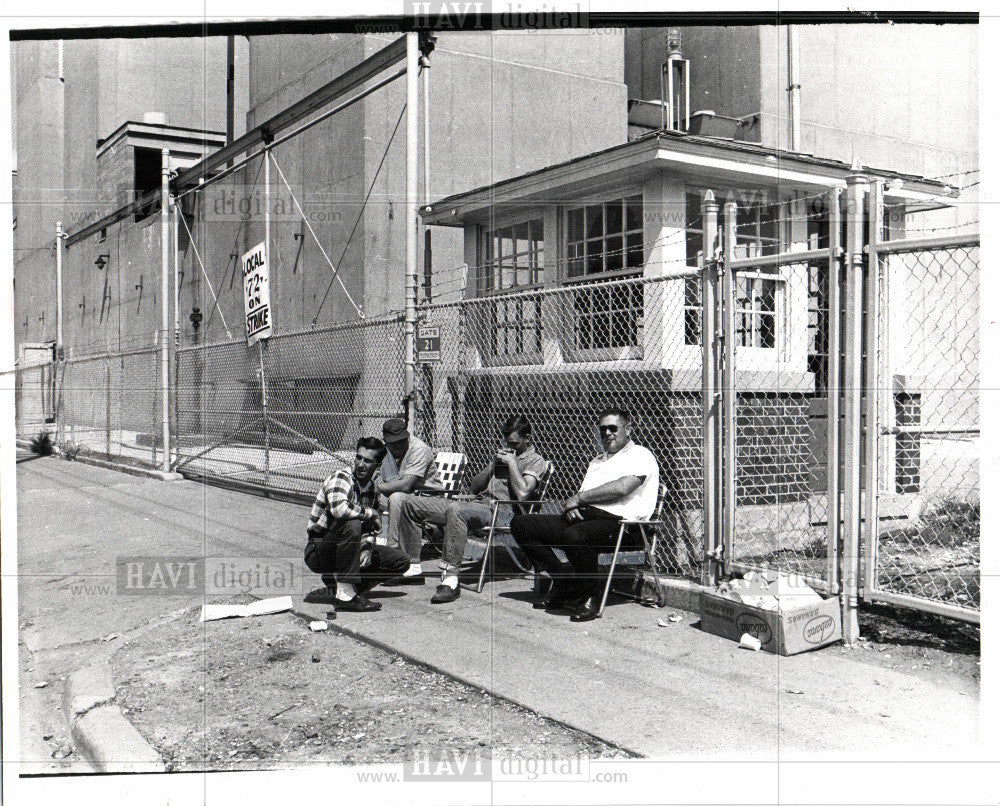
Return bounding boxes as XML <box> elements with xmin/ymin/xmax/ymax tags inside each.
<box><xmin>477</xmin><ymin>218</ymin><xmax>544</xmax><ymax>358</ymax></box>
<box><xmin>684</xmin><ymin>189</ymin><xmax>782</xmax><ymax>348</ymax></box>
<box><xmin>565</xmin><ymin>195</ymin><xmax>645</xmax><ymax>351</ymax></box>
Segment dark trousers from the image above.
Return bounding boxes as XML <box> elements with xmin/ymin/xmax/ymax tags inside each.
<box><xmin>304</xmin><ymin>518</ymin><xmax>408</xmax><ymax>590</ymax></box>
<box><xmin>510</xmin><ymin>508</ymin><xmax>631</xmax><ymax>595</ymax></box>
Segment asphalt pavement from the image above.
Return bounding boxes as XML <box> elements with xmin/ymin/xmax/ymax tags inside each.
<box><xmin>13</xmin><ymin>456</ymin><xmax>982</xmax><ymax>767</ymax></box>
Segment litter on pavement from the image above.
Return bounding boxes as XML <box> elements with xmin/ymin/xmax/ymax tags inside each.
<box><xmin>200</xmin><ymin>596</ymin><xmax>293</xmax><ymax>622</ymax></box>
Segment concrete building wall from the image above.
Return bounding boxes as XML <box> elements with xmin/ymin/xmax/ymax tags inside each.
<box><xmin>12</xmin><ymin>36</ymin><xmax>242</xmax><ymax>358</ymax></box>
<box><xmin>757</xmin><ymin>24</ymin><xmax>977</xmax><ymax>178</ymax></box>
<box><xmin>12</xmin><ymin>41</ymin><xmax>65</xmax><ymax>347</ymax></box>
<box><xmin>216</xmin><ymin>30</ymin><xmax>627</xmax><ymax>342</ymax></box>
<box><xmin>625</xmin><ymin>26</ymin><xmax>761</xmax><ymax>121</ymax></box>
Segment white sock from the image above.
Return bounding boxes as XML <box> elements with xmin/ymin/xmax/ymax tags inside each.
<box><xmin>335</xmin><ymin>582</ymin><xmax>357</xmax><ymax>601</ymax></box>
<box><xmin>442</xmin><ymin>574</ymin><xmax>459</xmax><ymax>590</ymax></box>
<box><xmin>403</xmin><ymin>563</ymin><xmax>423</xmax><ymax>576</ymax></box>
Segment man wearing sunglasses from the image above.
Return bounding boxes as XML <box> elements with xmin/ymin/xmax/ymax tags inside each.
<box><xmin>510</xmin><ymin>406</ymin><xmax>659</xmax><ymax>622</ymax></box>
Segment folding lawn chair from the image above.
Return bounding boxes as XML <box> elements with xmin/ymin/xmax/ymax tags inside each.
<box><xmin>596</xmin><ymin>482</ymin><xmax>668</xmax><ymax>616</ymax></box>
<box><xmin>474</xmin><ymin>460</ymin><xmax>555</xmax><ymax>593</ymax></box>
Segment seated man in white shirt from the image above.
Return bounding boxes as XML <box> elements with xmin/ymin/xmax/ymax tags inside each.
<box><xmin>510</xmin><ymin>407</ymin><xmax>659</xmax><ymax>622</ymax></box>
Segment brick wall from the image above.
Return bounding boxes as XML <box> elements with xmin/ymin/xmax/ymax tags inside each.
<box><xmin>450</xmin><ymin>371</ymin><xmax>813</xmax><ymax>510</ymax></box>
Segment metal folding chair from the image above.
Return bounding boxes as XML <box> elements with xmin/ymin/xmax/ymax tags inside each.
<box><xmin>474</xmin><ymin>460</ymin><xmax>555</xmax><ymax>593</ymax></box>
<box><xmin>420</xmin><ymin>451</ymin><xmax>467</xmax><ymax>496</ymax></box>
<box><xmin>415</xmin><ymin>452</ymin><xmax>468</xmax><ymax>550</ymax></box>
<box><xmin>596</xmin><ymin>482</ymin><xmax>668</xmax><ymax>616</ymax></box>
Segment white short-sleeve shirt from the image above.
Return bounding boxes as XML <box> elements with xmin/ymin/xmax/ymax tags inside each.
<box><xmin>579</xmin><ymin>440</ymin><xmax>659</xmax><ymax>520</ymax></box>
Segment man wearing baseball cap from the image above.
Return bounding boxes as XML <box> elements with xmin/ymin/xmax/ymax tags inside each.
<box><xmin>376</xmin><ymin>418</ymin><xmax>437</xmax><ymax>582</ymax></box>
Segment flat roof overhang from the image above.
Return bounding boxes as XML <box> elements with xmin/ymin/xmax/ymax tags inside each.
<box><xmin>421</xmin><ymin>133</ymin><xmax>959</xmax><ymax>227</ymax></box>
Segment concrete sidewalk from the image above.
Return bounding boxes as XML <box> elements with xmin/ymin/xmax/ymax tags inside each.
<box><xmin>14</xmin><ymin>457</ymin><xmax>980</xmax><ymax>764</ymax></box>
<box><xmin>299</xmin><ymin>575</ymin><xmax>978</xmax><ymax>759</ymax></box>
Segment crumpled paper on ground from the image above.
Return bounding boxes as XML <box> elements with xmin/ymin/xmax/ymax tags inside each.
<box><xmin>714</xmin><ymin>571</ymin><xmax>822</xmax><ymax>611</ymax></box>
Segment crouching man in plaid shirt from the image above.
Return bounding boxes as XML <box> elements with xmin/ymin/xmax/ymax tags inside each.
<box><xmin>303</xmin><ymin>437</ymin><xmax>409</xmax><ymax>612</ymax></box>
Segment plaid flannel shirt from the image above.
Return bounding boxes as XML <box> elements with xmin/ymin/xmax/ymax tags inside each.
<box><xmin>307</xmin><ymin>467</ymin><xmax>379</xmax><ymax>537</ymax></box>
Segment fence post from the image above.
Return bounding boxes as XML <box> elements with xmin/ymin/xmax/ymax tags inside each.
<box><xmin>404</xmin><ymin>32</ymin><xmax>419</xmax><ymax>428</ymax></box>
<box><xmin>54</xmin><ymin>222</ymin><xmax>66</xmax><ymax>444</ymax></box>
<box><xmin>720</xmin><ymin>199</ymin><xmax>738</xmax><ymax>576</ymax></box>
<box><xmin>841</xmin><ymin>166</ymin><xmax>869</xmax><ymax>645</ymax></box>
<box><xmin>700</xmin><ymin>190</ymin><xmax>719</xmax><ymax>586</ymax></box>
<box><xmin>825</xmin><ymin>187</ymin><xmax>843</xmax><ymax>592</ymax></box>
<box><xmin>863</xmin><ymin>178</ymin><xmax>885</xmax><ymax>599</ymax></box>
<box><xmin>262</xmin><ymin>146</ymin><xmax>272</xmax><ymax>485</ymax></box>
<box><xmin>159</xmin><ymin>149</ymin><xmax>172</xmax><ymax>472</ymax></box>
<box><xmin>105</xmin><ymin>356</ymin><xmax>112</xmax><ymax>457</ymax></box>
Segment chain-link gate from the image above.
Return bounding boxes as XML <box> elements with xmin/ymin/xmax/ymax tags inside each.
<box><xmin>864</xmin><ymin>228</ymin><xmax>980</xmax><ymax>622</ymax></box>
<box><xmin>716</xmin><ymin>189</ymin><xmax>844</xmax><ymax>594</ymax></box>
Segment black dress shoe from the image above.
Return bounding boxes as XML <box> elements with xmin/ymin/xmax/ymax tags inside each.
<box><xmin>533</xmin><ymin>579</ymin><xmax>582</xmax><ymax>610</ymax></box>
<box><xmin>430</xmin><ymin>584</ymin><xmax>460</xmax><ymax>604</ymax></box>
<box><xmin>334</xmin><ymin>593</ymin><xmax>382</xmax><ymax>612</ymax></box>
<box><xmin>569</xmin><ymin>595</ymin><xmax>601</xmax><ymax>622</ymax></box>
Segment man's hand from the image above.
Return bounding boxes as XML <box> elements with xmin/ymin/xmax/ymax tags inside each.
<box><xmin>495</xmin><ymin>448</ymin><xmax>517</xmax><ymax>467</ymax></box>
<box><xmin>563</xmin><ymin>507</ymin><xmax>584</xmax><ymax>523</ymax></box>
<box><xmin>561</xmin><ymin>493</ymin><xmax>583</xmax><ymax>514</ymax></box>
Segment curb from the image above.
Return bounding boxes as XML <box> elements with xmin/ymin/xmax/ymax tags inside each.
<box><xmin>65</xmin><ymin>452</ymin><xmax>184</xmax><ymax>482</ymax></box>
<box><xmin>64</xmin><ymin>655</ymin><xmax>166</xmax><ymax>773</ymax></box>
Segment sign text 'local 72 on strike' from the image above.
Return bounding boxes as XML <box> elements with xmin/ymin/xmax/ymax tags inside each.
<box><xmin>241</xmin><ymin>241</ymin><xmax>272</xmax><ymax>344</ymax></box>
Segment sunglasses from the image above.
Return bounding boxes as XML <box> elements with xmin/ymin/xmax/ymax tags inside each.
<box><xmin>598</xmin><ymin>424</ymin><xmax>619</xmax><ymax>434</ymax></box>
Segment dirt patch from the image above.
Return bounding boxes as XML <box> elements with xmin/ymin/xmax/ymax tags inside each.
<box><xmin>846</xmin><ymin>601</ymin><xmax>980</xmax><ymax>690</ymax></box>
<box><xmin>111</xmin><ymin>604</ymin><xmax>630</xmax><ymax>771</ymax></box>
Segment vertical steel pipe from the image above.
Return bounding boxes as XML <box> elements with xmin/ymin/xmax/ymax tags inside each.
<box><xmin>842</xmin><ymin>169</ymin><xmax>868</xmax><ymax>645</ymax></box>
<box><xmin>160</xmin><ymin>150</ymin><xmax>171</xmax><ymax>472</ymax></box>
<box><xmin>787</xmin><ymin>26</ymin><xmax>801</xmax><ymax>151</ymax></box>
<box><xmin>404</xmin><ymin>32</ymin><xmax>419</xmax><ymax>425</ymax></box>
<box><xmin>863</xmin><ymin>179</ymin><xmax>884</xmax><ymax>597</ymax></box>
<box><xmin>721</xmin><ymin>200</ymin><xmax>738</xmax><ymax>575</ymax></box>
<box><xmin>825</xmin><ymin>187</ymin><xmax>842</xmax><ymax>591</ymax></box>
<box><xmin>55</xmin><ymin>221</ymin><xmax>64</xmax><ymax>359</ymax></box>
<box><xmin>701</xmin><ymin>190</ymin><xmax>719</xmax><ymax>586</ymax></box>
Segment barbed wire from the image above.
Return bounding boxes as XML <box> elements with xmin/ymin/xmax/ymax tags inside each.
<box><xmin>899</xmin><ymin>219</ymin><xmax>979</xmax><ymax>235</ymax></box>
<box><xmin>925</xmin><ymin>168</ymin><xmax>978</xmax><ymax>182</ymax></box>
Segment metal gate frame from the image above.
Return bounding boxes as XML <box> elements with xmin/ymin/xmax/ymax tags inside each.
<box><xmin>714</xmin><ymin>187</ymin><xmax>845</xmax><ymax>595</ymax></box>
<box><xmin>861</xmin><ymin>182</ymin><xmax>980</xmax><ymax>625</ymax></box>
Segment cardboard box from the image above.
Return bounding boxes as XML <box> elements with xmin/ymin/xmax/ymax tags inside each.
<box><xmin>699</xmin><ymin>589</ymin><xmax>842</xmax><ymax>655</ymax></box>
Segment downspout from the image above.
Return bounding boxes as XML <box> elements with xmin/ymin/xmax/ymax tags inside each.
<box><xmin>226</xmin><ymin>35</ymin><xmax>235</xmax><ymax>167</ymax></box>
<box><xmin>787</xmin><ymin>25</ymin><xmax>801</xmax><ymax>151</ymax></box>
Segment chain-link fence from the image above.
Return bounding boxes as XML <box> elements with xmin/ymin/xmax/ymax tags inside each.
<box><xmin>173</xmin><ymin>314</ymin><xmax>406</xmax><ymax>495</ymax></box>
<box><xmin>866</xmin><ymin>238</ymin><xmax>980</xmax><ymax>620</ymax></box>
<box><xmin>14</xmin><ymin>168</ymin><xmax>981</xmax><ymax>622</ymax></box>
<box><xmin>414</xmin><ymin>272</ymin><xmax>710</xmax><ymax>579</ymax></box>
<box><xmin>14</xmin><ymin>348</ymin><xmax>165</xmax><ymax>468</ymax></box>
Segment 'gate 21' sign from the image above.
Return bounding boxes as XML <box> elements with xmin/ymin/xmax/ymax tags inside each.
<box><xmin>241</xmin><ymin>242</ymin><xmax>272</xmax><ymax>345</ymax></box>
